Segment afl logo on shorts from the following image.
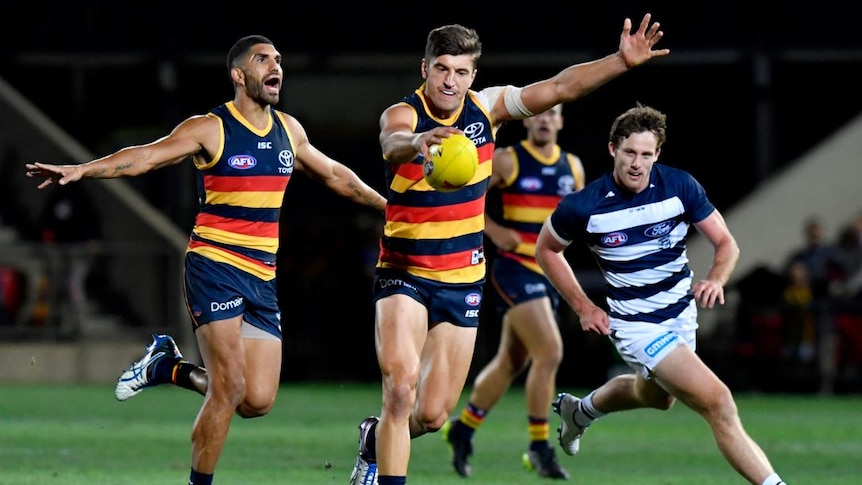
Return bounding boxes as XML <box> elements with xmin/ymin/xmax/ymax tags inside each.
<box><xmin>228</xmin><ymin>155</ymin><xmax>257</xmax><ymax>169</ymax></box>
<box><xmin>465</xmin><ymin>293</ymin><xmax>482</xmax><ymax>306</ymax></box>
<box><xmin>602</xmin><ymin>232</ymin><xmax>628</xmax><ymax>247</ymax></box>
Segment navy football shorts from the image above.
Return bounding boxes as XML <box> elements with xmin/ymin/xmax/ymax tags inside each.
<box><xmin>184</xmin><ymin>252</ymin><xmax>282</xmax><ymax>339</ymax></box>
<box><xmin>372</xmin><ymin>268</ymin><xmax>483</xmax><ymax>328</ymax></box>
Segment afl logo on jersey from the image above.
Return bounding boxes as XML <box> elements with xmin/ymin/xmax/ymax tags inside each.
<box><xmin>228</xmin><ymin>155</ymin><xmax>257</xmax><ymax>169</ymax></box>
<box><xmin>465</xmin><ymin>293</ymin><xmax>482</xmax><ymax>307</ymax></box>
<box><xmin>644</xmin><ymin>220</ymin><xmax>675</xmax><ymax>238</ymax></box>
<box><xmin>519</xmin><ymin>177</ymin><xmax>543</xmax><ymax>191</ymax></box>
<box><xmin>602</xmin><ymin>232</ymin><xmax>628</xmax><ymax>247</ymax></box>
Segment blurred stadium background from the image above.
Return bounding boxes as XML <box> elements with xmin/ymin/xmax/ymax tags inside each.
<box><xmin>1</xmin><ymin>2</ymin><xmax>861</xmax><ymax>393</ymax></box>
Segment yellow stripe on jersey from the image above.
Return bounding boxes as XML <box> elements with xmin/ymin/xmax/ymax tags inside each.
<box><xmin>390</xmin><ymin>158</ymin><xmax>493</xmax><ymax>194</ymax></box>
<box><xmin>391</xmin><ymin>173</ymin><xmax>435</xmax><ymax>193</ymax></box>
<box><xmin>204</xmin><ymin>190</ymin><xmax>285</xmax><ymax>208</ymax></box>
<box><xmin>502</xmin><ymin>206</ymin><xmax>555</xmax><ymax>224</ymax></box>
<box><xmin>514</xmin><ymin>241</ymin><xmax>537</xmax><ymax>257</ymax></box>
<box><xmin>379</xmin><ymin>262</ymin><xmax>485</xmax><ymax>284</ymax></box>
<box><xmin>386</xmin><ymin>213</ymin><xmax>484</xmax><ymax>240</ymax></box>
<box><xmin>188</xmin><ymin>246</ymin><xmax>276</xmax><ymax>281</ymax></box>
<box><xmin>194</xmin><ymin>226</ymin><xmax>279</xmax><ymax>254</ymax></box>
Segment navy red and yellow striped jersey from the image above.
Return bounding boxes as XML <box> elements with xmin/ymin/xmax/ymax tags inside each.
<box><xmin>497</xmin><ymin>141</ymin><xmax>583</xmax><ymax>274</ymax></box>
<box><xmin>187</xmin><ymin>101</ymin><xmax>295</xmax><ymax>281</ymax></box>
<box><xmin>377</xmin><ymin>86</ymin><xmax>494</xmax><ymax>284</ymax></box>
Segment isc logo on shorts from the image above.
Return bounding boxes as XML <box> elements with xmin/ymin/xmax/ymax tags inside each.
<box><xmin>465</xmin><ymin>309</ymin><xmax>480</xmax><ymax>318</ymax></box>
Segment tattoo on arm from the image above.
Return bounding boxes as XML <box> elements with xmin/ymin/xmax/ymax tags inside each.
<box><xmin>113</xmin><ymin>162</ymin><xmax>133</xmax><ymax>176</ymax></box>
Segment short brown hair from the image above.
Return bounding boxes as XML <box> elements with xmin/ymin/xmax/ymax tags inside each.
<box><xmin>425</xmin><ymin>25</ymin><xmax>482</xmax><ymax>66</ymax></box>
<box><xmin>609</xmin><ymin>103</ymin><xmax>667</xmax><ymax>148</ymax></box>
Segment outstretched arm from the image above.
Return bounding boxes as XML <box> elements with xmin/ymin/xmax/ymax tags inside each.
<box><xmin>492</xmin><ymin>13</ymin><xmax>670</xmax><ymax>123</ymax></box>
<box><xmin>26</xmin><ymin>115</ymin><xmax>212</xmax><ymax>189</ymax></box>
<box><xmin>287</xmin><ymin>115</ymin><xmax>387</xmax><ymax>212</ymax></box>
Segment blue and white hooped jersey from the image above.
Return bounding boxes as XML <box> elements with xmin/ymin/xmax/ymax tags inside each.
<box><xmin>547</xmin><ymin>164</ymin><xmax>715</xmax><ymax>324</ymax></box>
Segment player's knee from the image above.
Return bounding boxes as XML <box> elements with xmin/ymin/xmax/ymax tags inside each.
<box><xmin>211</xmin><ymin>373</ymin><xmax>246</xmax><ymax>406</ymax></box>
<box><xmin>532</xmin><ymin>344</ymin><xmax>563</xmax><ymax>370</ymax></box>
<box><xmin>382</xmin><ymin>380</ymin><xmax>417</xmax><ymax>418</ymax></box>
<box><xmin>415</xmin><ymin>407</ymin><xmax>448</xmax><ymax>432</ymax></box>
<box><xmin>704</xmin><ymin>385</ymin><xmax>737</xmax><ymax>420</ymax></box>
<box><xmin>236</xmin><ymin>402</ymin><xmax>271</xmax><ymax>419</ymax></box>
<box><xmin>236</xmin><ymin>393</ymin><xmax>276</xmax><ymax>418</ymax></box>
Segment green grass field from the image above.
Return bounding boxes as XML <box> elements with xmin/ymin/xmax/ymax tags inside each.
<box><xmin>1</xmin><ymin>383</ymin><xmax>859</xmax><ymax>484</ymax></box>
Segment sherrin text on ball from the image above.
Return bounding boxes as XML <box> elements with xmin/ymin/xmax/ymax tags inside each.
<box><xmin>423</xmin><ymin>133</ymin><xmax>478</xmax><ymax>192</ymax></box>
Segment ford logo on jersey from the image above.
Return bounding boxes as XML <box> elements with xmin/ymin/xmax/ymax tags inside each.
<box><xmin>228</xmin><ymin>155</ymin><xmax>257</xmax><ymax>169</ymax></box>
<box><xmin>602</xmin><ymin>232</ymin><xmax>628</xmax><ymax>246</ymax></box>
<box><xmin>465</xmin><ymin>293</ymin><xmax>482</xmax><ymax>306</ymax></box>
<box><xmin>644</xmin><ymin>220</ymin><xmax>675</xmax><ymax>238</ymax></box>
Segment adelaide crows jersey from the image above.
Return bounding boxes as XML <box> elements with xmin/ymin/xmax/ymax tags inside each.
<box><xmin>187</xmin><ymin>101</ymin><xmax>295</xmax><ymax>281</ymax></box>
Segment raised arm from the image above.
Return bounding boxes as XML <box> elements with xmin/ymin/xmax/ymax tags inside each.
<box><xmin>26</xmin><ymin>115</ymin><xmax>214</xmax><ymax>189</ymax></box>
<box><xmin>491</xmin><ymin>13</ymin><xmax>669</xmax><ymax>124</ymax></box>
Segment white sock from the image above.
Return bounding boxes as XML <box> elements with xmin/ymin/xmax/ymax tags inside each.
<box><xmin>576</xmin><ymin>391</ymin><xmax>605</xmax><ymax>426</ymax></box>
<box><xmin>761</xmin><ymin>472</ymin><xmax>785</xmax><ymax>485</ymax></box>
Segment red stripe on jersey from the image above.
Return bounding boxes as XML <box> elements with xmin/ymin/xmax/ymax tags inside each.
<box><xmin>503</xmin><ymin>251</ymin><xmax>538</xmax><ymax>266</ymax></box>
<box><xmin>203</xmin><ymin>174</ymin><xmax>290</xmax><ymax>192</ymax></box>
<box><xmin>379</xmin><ymin>247</ymin><xmax>477</xmax><ymax>271</ymax></box>
<box><xmin>516</xmin><ymin>231</ymin><xmax>539</xmax><ymax>244</ymax></box>
<box><xmin>195</xmin><ymin>213</ymin><xmax>280</xmax><ymax>239</ymax></box>
<box><xmin>187</xmin><ymin>239</ymin><xmax>274</xmax><ymax>270</ymax></box>
<box><xmin>477</xmin><ymin>143</ymin><xmax>493</xmax><ymax>164</ymax></box>
<box><xmin>394</xmin><ymin>162</ymin><xmax>425</xmax><ymax>181</ymax></box>
<box><xmin>388</xmin><ymin>197</ymin><xmax>484</xmax><ymax>223</ymax></box>
<box><xmin>502</xmin><ymin>193</ymin><xmax>561</xmax><ymax>209</ymax></box>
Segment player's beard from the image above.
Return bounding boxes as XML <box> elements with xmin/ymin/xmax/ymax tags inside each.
<box><xmin>246</xmin><ymin>75</ymin><xmax>280</xmax><ymax>107</ymax></box>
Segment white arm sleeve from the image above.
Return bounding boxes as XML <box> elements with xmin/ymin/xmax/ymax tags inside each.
<box><xmin>480</xmin><ymin>85</ymin><xmax>534</xmax><ymax>119</ymax></box>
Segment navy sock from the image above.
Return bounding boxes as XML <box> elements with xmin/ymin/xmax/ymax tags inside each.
<box><xmin>152</xmin><ymin>356</ymin><xmax>181</xmax><ymax>384</ymax></box>
<box><xmin>188</xmin><ymin>468</ymin><xmax>213</xmax><ymax>485</ymax></box>
<box><xmin>378</xmin><ymin>476</ymin><xmax>406</xmax><ymax>485</ymax></box>
<box><xmin>172</xmin><ymin>361</ymin><xmax>201</xmax><ymax>391</ymax></box>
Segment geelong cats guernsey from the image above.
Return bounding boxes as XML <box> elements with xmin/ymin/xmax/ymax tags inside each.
<box><xmin>548</xmin><ymin>164</ymin><xmax>715</xmax><ymax>324</ymax></box>
<box><xmin>187</xmin><ymin>101</ymin><xmax>294</xmax><ymax>281</ymax></box>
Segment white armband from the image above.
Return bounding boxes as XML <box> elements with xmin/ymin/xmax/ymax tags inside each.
<box><xmin>503</xmin><ymin>85</ymin><xmax>533</xmax><ymax>118</ymax></box>
<box><xmin>545</xmin><ymin>219</ymin><xmax>572</xmax><ymax>247</ymax></box>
